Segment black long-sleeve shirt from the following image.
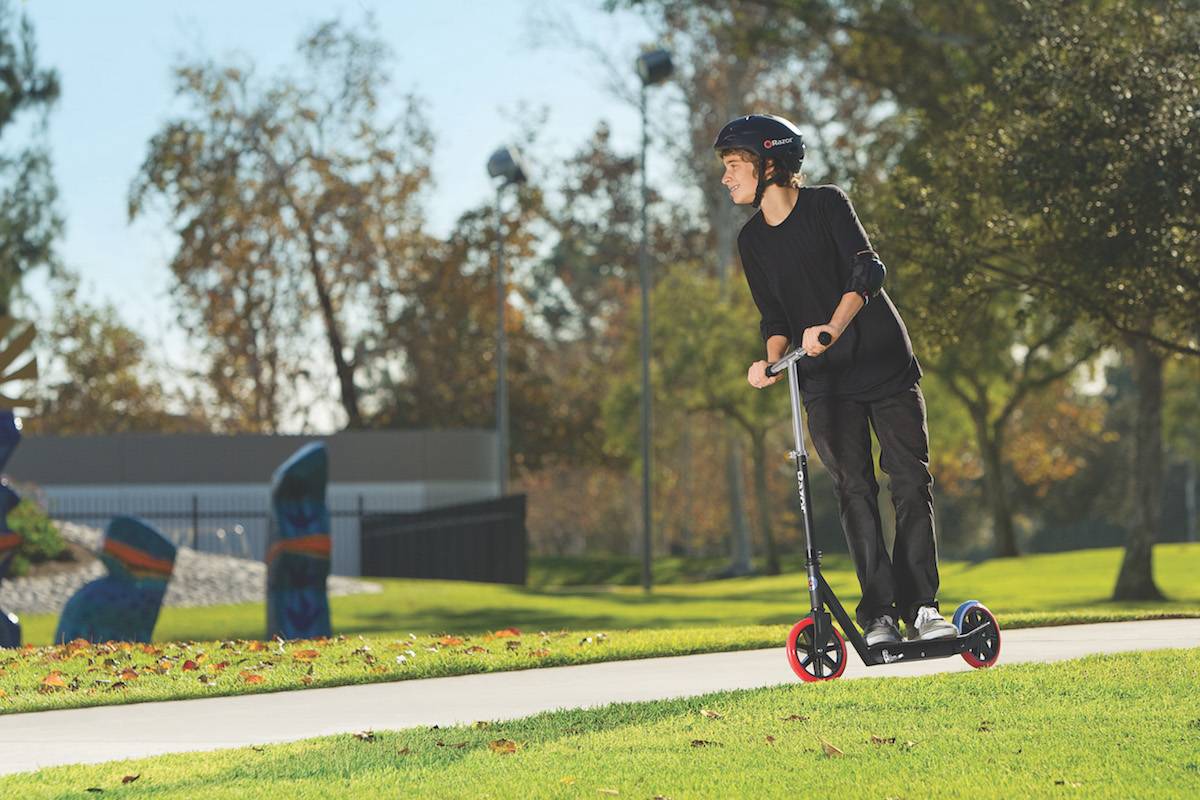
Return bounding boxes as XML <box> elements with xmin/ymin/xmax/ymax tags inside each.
<box><xmin>738</xmin><ymin>184</ymin><xmax>921</xmax><ymax>402</ymax></box>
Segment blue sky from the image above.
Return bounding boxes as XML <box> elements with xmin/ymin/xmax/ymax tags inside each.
<box><xmin>19</xmin><ymin>1</ymin><xmax>655</xmax><ymax>369</ymax></box>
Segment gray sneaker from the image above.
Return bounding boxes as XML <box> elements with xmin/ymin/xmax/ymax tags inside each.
<box><xmin>864</xmin><ymin>615</ymin><xmax>901</xmax><ymax>647</ymax></box>
<box><xmin>907</xmin><ymin>605</ymin><xmax>957</xmax><ymax>640</ymax></box>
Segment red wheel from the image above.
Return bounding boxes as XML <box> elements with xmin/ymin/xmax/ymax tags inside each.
<box><xmin>957</xmin><ymin>602</ymin><xmax>1001</xmax><ymax>669</ymax></box>
<box><xmin>786</xmin><ymin>617</ymin><xmax>847</xmax><ymax>682</ymax></box>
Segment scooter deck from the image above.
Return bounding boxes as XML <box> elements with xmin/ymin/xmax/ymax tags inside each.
<box><xmin>811</xmin><ymin>570</ymin><xmax>994</xmax><ymax>667</ymax></box>
<box><xmin>864</xmin><ymin>623</ymin><xmax>992</xmax><ymax>665</ymax></box>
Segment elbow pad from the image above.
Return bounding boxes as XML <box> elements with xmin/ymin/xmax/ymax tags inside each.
<box><xmin>846</xmin><ymin>251</ymin><xmax>886</xmax><ymax>301</ymax></box>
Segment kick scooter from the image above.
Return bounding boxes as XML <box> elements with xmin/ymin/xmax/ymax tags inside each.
<box><xmin>765</xmin><ymin>334</ymin><xmax>1001</xmax><ymax>682</ymax></box>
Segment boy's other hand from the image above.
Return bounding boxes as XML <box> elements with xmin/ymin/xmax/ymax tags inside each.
<box><xmin>748</xmin><ymin>360</ymin><xmax>781</xmax><ymax>389</ymax></box>
<box><xmin>802</xmin><ymin>325</ymin><xmax>839</xmax><ymax>357</ymax></box>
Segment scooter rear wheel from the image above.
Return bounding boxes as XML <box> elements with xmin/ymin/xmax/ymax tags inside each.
<box><xmin>786</xmin><ymin>616</ymin><xmax>847</xmax><ymax>682</ymax></box>
<box><xmin>953</xmin><ymin>601</ymin><xmax>1001</xmax><ymax>668</ymax></box>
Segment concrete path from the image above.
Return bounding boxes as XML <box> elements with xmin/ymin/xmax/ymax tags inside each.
<box><xmin>1</xmin><ymin>619</ymin><xmax>1197</xmax><ymax>776</ymax></box>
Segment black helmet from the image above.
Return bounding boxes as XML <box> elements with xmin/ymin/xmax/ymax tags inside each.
<box><xmin>713</xmin><ymin>114</ymin><xmax>805</xmax><ymax>208</ymax></box>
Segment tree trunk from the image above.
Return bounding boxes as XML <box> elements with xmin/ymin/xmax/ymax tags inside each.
<box><xmin>727</xmin><ymin>433</ymin><xmax>754</xmax><ymax>575</ymax></box>
<box><xmin>750</xmin><ymin>431</ymin><xmax>780</xmax><ymax>575</ymax></box>
<box><xmin>972</xmin><ymin>410</ymin><xmax>1019</xmax><ymax>557</ymax></box>
<box><xmin>1185</xmin><ymin>459</ymin><xmax>1197</xmax><ymax>544</ymax></box>
<box><xmin>303</xmin><ymin>231</ymin><xmax>363</xmax><ymax>429</ymax></box>
<box><xmin>1113</xmin><ymin>336</ymin><xmax>1166</xmax><ymax>601</ymax></box>
<box><xmin>678</xmin><ymin>425</ymin><xmax>693</xmax><ymax>557</ymax></box>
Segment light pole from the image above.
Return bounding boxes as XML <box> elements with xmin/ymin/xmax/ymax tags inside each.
<box><xmin>486</xmin><ymin>145</ymin><xmax>528</xmax><ymax>497</ymax></box>
<box><xmin>635</xmin><ymin>48</ymin><xmax>673</xmax><ymax>593</ymax></box>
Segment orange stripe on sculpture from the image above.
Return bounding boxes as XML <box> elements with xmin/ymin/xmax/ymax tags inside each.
<box><xmin>0</xmin><ymin>532</ymin><xmax>21</xmax><ymax>551</ymax></box>
<box><xmin>265</xmin><ymin>533</ymin><xmax>331</xmax><ymax>565</ymax></box>
<box><xmin>104</xmin><ymin>538</ymin><xmax>175</xmax><ymax>576</ymax></box>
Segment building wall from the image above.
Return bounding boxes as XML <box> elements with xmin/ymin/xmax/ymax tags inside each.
<box><xmin>7</xmin><ymin>431</ymin><xmax>499</xmax><ymax>577</ymax></box>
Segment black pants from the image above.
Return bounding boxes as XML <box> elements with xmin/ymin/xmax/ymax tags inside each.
<box><xmin>805</xmin><ymin>382</ymin><xmax>939</xmax><ymax>629</ymax></box>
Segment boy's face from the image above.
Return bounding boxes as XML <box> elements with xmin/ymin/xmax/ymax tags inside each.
<box><xmin>721</xmin><ymin>153</ymin><xmax>758</xmax><ymax>205</ymax></box>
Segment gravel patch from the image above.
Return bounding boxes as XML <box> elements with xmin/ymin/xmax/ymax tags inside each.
<box><xmin>0</xmin><ymin>523</ymin><xmax>382</xmax><ymax>616</ymax></box>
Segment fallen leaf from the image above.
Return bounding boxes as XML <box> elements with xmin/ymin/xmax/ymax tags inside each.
<box><xmin>85</xmin><ymin>788</ymin><xmax>103</xmax><ymax>794</ymax></box>
<box><xmin>397</xmin><ymin>747</ymin><xmax>411</xmax><ymax>755</ymax></box>
<box><xmin>464</xmin><ymin>646</ymin><xmax>488</xmax><ymax>655</ymax></box>
<box><xmin>0</xmin><ymin>689</ymin><xmax>7</xmax><ymax>698</ymax></box>
<box><xmin>474</xmin><ymin>721</ymin><xmax>492</xmax><ymax>729</ymax></box>
<box><xmin>489</xmin><ymin>738</ymin><xmax>518</xmax><ymax>754</ymax></box>
<box><xmin>248</xmin><ymin>641</ymin><xmax>265</xmax><ymax>652</ymax></box>
<box><xmin>122</xmin><ymin>774</ymin><xmax>140</xmax><ymax>784</ymax></box>
<box><xmin>251</xmin><ymin>746</ymin><xmax>265</xmax><ymax>753</ymax></box>
<box><xmin>241</xmin><ymin>673</ymin><xmax>265</xmax><ymax>685</ymax></box>
<box><xmin>820</xmin><ymin>740</ymin><xmax>844</xmax><ymax>758</ymax></box>
<box><xmin>109</xmin><ymin>681</ymin><xmax>127</xmax><ymax>691</ymax></box>
<box><xmin>1054</xmin><ymin>780</ymin><xmax>1082</xmax><ymax>788</ymax></box>
<box><xmin>293</xmin><ymin>650</ymin><xmax>320</xmax><ymax>661</ymax></box>
<box><xmin>781</xmin><ymin>714</ymin><xmax>809</xmax><ymax>722</ymax></box>
<box><xmin>765</xmin><ymin>735</ymin><xmax>776</xmax><ymax>744</ymax></box>
<box><xmin>871</xmin><ymin>735</ymin><xmax>896</xmax><ymax>745</ymax></box>
<box><xmin>492</xmin><ymin>628</ymin><xmax>521</xmax><ymax>638</ymax></box>
<box><xmin>301</xmin><ymin>675</ymin><xmax>314</xmax><ymax>685</ymax></box>
<box><xmin>531</xmin><ymin>648</ymin><xmax>551</xmax><ymax>657</ymax></box>
<box><xmin>560</xmin><ymin>776</ymin><xmax>576</xmax><ymax>785</ymax></box>
<box><xmin>438</xmin><ymin>636</ymin><xmax>464</xmax><ymax>646</ymax></box>
<box><xmin>700</xmin><ymin>709</ymin><xmax>722</xmax><ymax>719</ymax></box>
<box><xmin>119</xmin><ymin>668</ymin><xmax>139</xmax><ymax>681</ymax></box>
<box><xmin>598</xmin><ymin>790</ymin><xmax>619</xmax><ymax>796</ymax></box>
<box><xmin>182</xmin><ymin>660</ymin><xmax>198</xmax><ymax>671</ymax></box>
<box><xmin>41</xmin><ymin>672</ymin><xmax>66</xmax><ymax>688</ymax></box>
<box><xmin>690</xmin><ymin>739</ymin><xmax>721</xmax><ymax>747</ymax></box>
<box><xmin>978</xmin><ymin>720</ymin><xmax>993</xmax><ymax>733</ymax></box>
<box><xmin>212</xmin><ymin>661</ymin><xmax>230</xmax><ymax>671</ymax></box>
<box><xmin>354</xmin><ymin>731</ymin><xmax>376</xmax><ymax>741</ymax></box>
<box><xmin>901</xmin><ymin>740</ymin><xmax>919</xmax><ymax>751</ymax></box>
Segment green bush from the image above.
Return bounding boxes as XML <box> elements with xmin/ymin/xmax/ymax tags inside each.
<box><xmin>5</xmin><ymin>499</ymin><xmax>67</xmax><ymax>578</ymax></box>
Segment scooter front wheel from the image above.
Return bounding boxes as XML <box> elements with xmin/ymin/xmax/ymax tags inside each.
<box><xmin>953</xmin><ymin>600</ymin><xmax>1001</xmax><ymax>668</ymax></box>
<box><xmin>786</xmin><ymin>616</ymin><xmax>847</xmax><ymax>682</ymax></box>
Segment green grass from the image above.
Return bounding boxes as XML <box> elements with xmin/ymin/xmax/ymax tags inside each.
<box><xmin>1</xmin><ymin>544</ymin><xmax>1197</xmax><ymax>717</ymax></box>
<box><xmin>16</xmin><ymin>543</ymin><xmax>1200</xmax><ymax>646</ymax></box>
<box><xmin>6</xmin><ymin>647</ymin><xmax>1198</xmax><ymax>798</ymax></box>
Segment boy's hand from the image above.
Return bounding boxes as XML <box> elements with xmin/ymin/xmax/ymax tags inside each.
<box><xmin>802</xmin><ymin>324</ymin><xmax>840</xmax><ymax>357</ymax></box>
<box><xmin>748</xmin><ymin>360</ymin><xmax>781</xmax><ymax>389</ymax></box>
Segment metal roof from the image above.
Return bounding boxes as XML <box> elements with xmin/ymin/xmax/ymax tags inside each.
<box><xmin>6</xmin><ymin>430</ymin><xmax>497</xmax><ymax>485</ymax></box>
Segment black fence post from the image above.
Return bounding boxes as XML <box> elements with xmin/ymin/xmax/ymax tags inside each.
<box><xmin>191</xmin><ymin>494</ymin><xmax>199</xmax><ymax>550</ymax></box>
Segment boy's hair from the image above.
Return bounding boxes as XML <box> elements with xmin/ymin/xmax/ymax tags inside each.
<box><xmin>718</xmin><ymin>147</ymin><xmax>804</xmax><ymax>188</ymax></box>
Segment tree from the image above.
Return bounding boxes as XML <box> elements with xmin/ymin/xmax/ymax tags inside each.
<box><xmin>606</xmin><ymin>269</ymin><xmax>794</xmax><ymax>572</ymax></box>
<box><xmin>0</xmin><ymin>0</ymin><xmax>61</xmax><ymax>313</ymax></box>
<box><xmin>911</xmin><ymin>1</ymin><xmax>1199</xmax><ymax>597</ymax></box>
<box><xmin>130</xmin><ymin>18</ymin><xmax>431</xmax><ymax>431</ymax></box>
<box><xmin>873</xmin><ymin>167</ymin><xmax>1102</xmax><ymax>556</ymax></box>
<box><xmin>26</xmin><ymin>274</ymin><xmax>205</xmax><ymax>434</ymax></box>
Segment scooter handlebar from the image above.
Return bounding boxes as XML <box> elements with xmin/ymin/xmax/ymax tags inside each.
<box><xmin>764</xmin><ymin>331</ymin><xmax>832</xmax><ymax>378</ymax></box>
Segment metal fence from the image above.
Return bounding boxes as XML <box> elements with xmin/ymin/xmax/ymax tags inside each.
<box><xmin>41</xmin><ymin>486</ymin><xmax>431</xmax><ymax>576</ymax></box>
<box><xmin>360</xmin><ymin>495</ymin><xmax>527</xmax><ymax>585</ymax></box>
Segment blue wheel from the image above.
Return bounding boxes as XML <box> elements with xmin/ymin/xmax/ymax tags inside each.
<box><xmin>952</xmin><ymin>600</ymin><xmax>983</xmax><ymax>633</ymax></box>
<box><xmin>952</xmin><ymin>601</ymin><xmax>1000</xmax><ymax>668</ymax></box>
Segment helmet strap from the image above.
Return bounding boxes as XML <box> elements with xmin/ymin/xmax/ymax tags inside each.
<box><xmin>752</xmin><ymin>155</ymin><xmax>768</xmax><ymax>209</ymax></box>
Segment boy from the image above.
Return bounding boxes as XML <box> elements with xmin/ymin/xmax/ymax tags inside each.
<box><xmin>714</xmin><ymin>114</ymin><xmax>956</xmax><ymax>645</ymax></box>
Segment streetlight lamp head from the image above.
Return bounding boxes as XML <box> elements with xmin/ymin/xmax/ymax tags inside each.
<box><xmin>636</xmin><ymin>48</ymin><xmax>673</xmax><ymax>86</ymax></box>
<box><xmin>487</xmin><ymin>146</ymin><xmax>528</xmax><ymax>186</ymax></box>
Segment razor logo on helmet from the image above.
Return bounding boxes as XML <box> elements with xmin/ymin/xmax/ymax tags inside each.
<box><xmin>763</xmin><ymin>137</ymin><xmax>793</xmax><ymax>149</ymax></box>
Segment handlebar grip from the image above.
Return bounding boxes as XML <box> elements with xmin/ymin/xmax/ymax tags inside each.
<box><xmin>764</xmin><ymin>332</ymin><xmax>835</xmax><ymax>378</ymax></box>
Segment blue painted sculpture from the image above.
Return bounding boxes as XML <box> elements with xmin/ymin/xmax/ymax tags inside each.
<box><xmin>266</xmin><ymin>442</ymin><xmax>332</xmax><ymax>640</ymax></box>
<box><xmin>55</xmin><ymin>516</ymin><xmax>177</xmax><ymax>644</ymax></box>
<box><xmin>0</xmin><ymin>411</ymin><xmax>24</xmax><ymax>648</ymax></box>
